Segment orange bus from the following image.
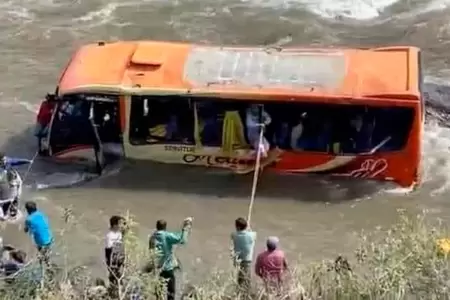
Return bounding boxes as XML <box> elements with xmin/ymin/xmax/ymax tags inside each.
<box><xmin>37</xmin><ymin>41</ymin><xmax>424</xmax><ymax>188</ymax></box>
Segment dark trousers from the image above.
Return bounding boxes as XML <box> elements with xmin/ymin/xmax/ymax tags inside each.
<box><xmin>237</xmin><ymin>261</ymin><xmax>251</xmax><ymax>297</ymax></box>
<box><xmin>158</xmin><ymin>269</ymin><xmax>175</xmax><ymax>300</ymax></box>
<box><xmin>37</xmin><ymin>243</ymin><xmax>52</xmax><ymax>266</ymax></box>
<box><xmin>108</xmin><ymin>263</ymin><xmax>124</xmax><ymax>285</ymax></box>
<box><xmin>107</xmin><ymin>262</ymin><xmax>124</xmax><ymax>299</ymax></box>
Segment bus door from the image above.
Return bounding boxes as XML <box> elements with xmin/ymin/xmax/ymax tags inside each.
<box><xmin>47</xmin><ymin>97</ymin><xmax>101</xmax><ymax>167</ymax></box>
<box><xmin>123</xmin><ymin>95</ymin><xmax>161</xmax><ymax>160</ymax></box>
<box><xmin>89</xmin><ymin>101</ymin><xmax>106</xmax><ymax>173</ymax></box>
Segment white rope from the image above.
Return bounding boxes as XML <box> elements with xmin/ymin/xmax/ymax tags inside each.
<box><xmin>246</xmin><ymin>124</ymin><xmax>265</xmax><ymax>226</ymax></box>
<box><xmin>23</xmin><ymin>151</ymin><xmax>39</xmax><ymax>182</ymax></box>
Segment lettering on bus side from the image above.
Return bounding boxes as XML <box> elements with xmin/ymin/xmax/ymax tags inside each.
<box><xmin>182</xmin><ymin>154</ymin><xmax>254</xmax><ymax>166</ymax></box>
<box><xmin>164</xmin><ymin>145</ymin><xmax>195</xmax><ymax>153</ymax></box>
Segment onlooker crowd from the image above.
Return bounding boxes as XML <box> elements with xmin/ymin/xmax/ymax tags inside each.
<box><xmin>1</xmin><ymin>201</ymin><xmax>290</xmax><ymax>299</ymax></box>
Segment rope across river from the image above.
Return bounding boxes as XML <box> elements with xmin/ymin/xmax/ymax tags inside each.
<box><xmin>23</xmin><ymin>151</ymin><xmax>39</xmax><ymax>182</ymax></box>
<box><xmin>246</xmin><ymin>122</ymin><xmax>265</xmax><ymax>226</ymax></box>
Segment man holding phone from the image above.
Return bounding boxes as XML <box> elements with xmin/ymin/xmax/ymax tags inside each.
<box><xmin>149</xmin><ymin>217</ymin><xmax>193</xmax><ymax>300</ymax></box>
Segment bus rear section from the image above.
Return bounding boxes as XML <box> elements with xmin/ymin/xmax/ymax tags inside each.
<box><xmin>42</xmin><ymin>93</ymin><xmax>124</xmax><ymax>172</ymax></box>
<box><xmin>267</xmin><ymin>100</ymin><xmax>422</xmax><ymax>188</ymax></box>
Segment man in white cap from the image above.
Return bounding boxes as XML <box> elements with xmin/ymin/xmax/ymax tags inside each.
<box><xmin>255</xmin><ymin>236</ymin><xmax>288</xmax><ymax>294</ymax></box>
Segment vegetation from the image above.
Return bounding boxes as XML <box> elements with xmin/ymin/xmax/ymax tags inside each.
<box><xmin>0</xmin><ymin>209</ymin><xmax>449</xmax><ymax>300</ymax></box>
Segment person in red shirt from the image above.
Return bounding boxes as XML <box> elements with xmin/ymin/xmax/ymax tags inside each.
<box><xmin>255</xmin><ymin>236</ymin><xmax>288</xmax><ymax>294</ymax></box>
<box><xmin>35</xmin><ymin>94</ymin><xmax>55</xmax><ymax>154</ymax></box>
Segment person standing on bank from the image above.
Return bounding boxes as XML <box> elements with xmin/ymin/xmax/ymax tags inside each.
<box><xmin>149</xmin><ymin>217</ymin><xmax>192</xmax><ymax>300</ymax></box>
<box><xmin>0</xmin><ymin>153</ymin><xmax>32</xmax><ymax>220</ymax></box>
<box><xmin>104</xmin><ymin>215</ymin><xmax>126</xmax><ymax>289</ymax></box>
<box><xmin>255</xmin><ymin>236</ymin><xmax>288</xmax><ymax>294</ymax></box>
<box><xmin>35</xmin><ymin>94</ymin><xmax>56</xmax><ymax>155</ymax></box>
<box><xmin>231</xmin><ymin>217</ymin><xmax>257</xmax><ymax>297</ymax></box>
<box><xmin>23</xmin><ymin>201</ymin><xmax>53</xmax><ymax>265</ymax></box>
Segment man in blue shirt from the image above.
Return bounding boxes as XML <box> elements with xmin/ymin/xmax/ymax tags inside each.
<box><xmin>24</xmin><ymin>201</ymin><xmax>53</xmax><ymax>265</ymax></box>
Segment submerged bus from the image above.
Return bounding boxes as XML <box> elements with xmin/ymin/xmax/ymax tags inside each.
<box><xmin>37</xmin><ymin>40</ymin><xmax>424</xmax><ymax>188</ymax></box>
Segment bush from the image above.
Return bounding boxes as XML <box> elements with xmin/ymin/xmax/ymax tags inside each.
<box><xmin>0</xmin><ymin>210</ymin><xmax>449</xmax><ymax>299</ymax></box>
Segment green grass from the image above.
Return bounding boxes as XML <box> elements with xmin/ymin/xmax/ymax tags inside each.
<box><xmin>1</xmin><ymin>210</ymin><xmax>449</xmax><ymax>300</ymax></box>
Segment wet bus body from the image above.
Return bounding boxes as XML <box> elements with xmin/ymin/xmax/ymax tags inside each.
<box><xmin>41</xmin><ymin>41</ymin><xmax>424</xmax><ymax>188</ymax></box>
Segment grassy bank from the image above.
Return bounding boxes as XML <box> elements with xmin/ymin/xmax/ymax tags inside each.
<box><xmin>1</xmin><ymin>210</ymin><xmax>450</xmax><ymax>300</ymax></box>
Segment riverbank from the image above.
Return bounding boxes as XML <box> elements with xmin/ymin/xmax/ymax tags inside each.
<box><xmin>1</xmin><ymin>210</ymin><xmax>449</xmax><ymax>300</ymax></box>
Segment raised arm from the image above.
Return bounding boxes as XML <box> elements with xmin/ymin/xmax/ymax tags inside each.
<box><xmin>262</xmin><ymin>110</ymin><xmax>271</xmax><ymax>125</ymax></box>
<box><xmin>166</xmin><ymin>228</ymin><xmax>189</xmax><ymax>245</ymax></box>
<box><xmin>6</xmin><ymin>157</ymin><xmax>32</xmax><ymax>167</ymax></box>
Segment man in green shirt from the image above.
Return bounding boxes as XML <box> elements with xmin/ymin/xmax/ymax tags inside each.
<box><xmin>149</xmin><ymin>217</ymin><xmax>192</xmax><ymax>300</ymax></box>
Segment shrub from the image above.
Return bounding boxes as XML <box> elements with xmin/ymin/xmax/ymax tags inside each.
<box><xmin>0</xmin><ymin>210</ymin><xmax>449</xmax><ymax>299</ymax></box>
<box><xmin>299</xmin><ymin>210</ymin><xmax>450</xmax><ymax>300</ymax></box>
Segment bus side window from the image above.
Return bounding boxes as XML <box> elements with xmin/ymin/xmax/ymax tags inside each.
<box><xmin>273</xmin><ymin>103</ymin><xmax>415</xmax><ymax>155</ymax></box>
<box><xmin>196</xmin><ymin>101</ymin><xmax>224</xmax><ymax>147</ymax></box>
<box><xmin>128</xmin><ymin>96</ymin><xmax>194</xmax><ymax>145</ymax></box>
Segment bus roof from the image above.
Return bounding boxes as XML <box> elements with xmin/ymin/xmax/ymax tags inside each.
<box><xmin>57</xmin><ymin>41</ymin><xmax>421</xmax><ymax>103</ymax></box>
